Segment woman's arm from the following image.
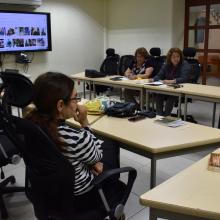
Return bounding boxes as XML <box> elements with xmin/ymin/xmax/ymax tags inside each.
<box><xmin>153</xmin><ymin>63</ymin><xmax>166</xmax><ymax>81</ymax></box>
<box><xmin>175</xmin><ymin>62</ymin><xmax>191</xmax><ymax>84</ymax></box>
<box><xmin>137</xmin><ymin>67</ymin><xmax>153</xmax><ymax>79</ymax></box>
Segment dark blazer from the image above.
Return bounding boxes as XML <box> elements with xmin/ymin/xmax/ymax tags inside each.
<box><xmin>153</xmin><ymin>60</ymin><xmax>190</xmax><ymax>84</ymax></box>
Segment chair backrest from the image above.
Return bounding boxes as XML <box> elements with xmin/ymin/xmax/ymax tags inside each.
<box><xmin>183</xmin><ymin>47</ymin><xmax>201</xmax><ymax>83</ymax></box>
<box><xmin>100</xmin><ymin>48</ymin><xmax>120</xmax><ymax>76</ymax></box>
<box><xmin>149</xmin><ymin>47</ymin><xmax>165</xmax><ymax>78</ymax></box>
<box><xmin>7</xmin><ymin>115</ymin><xmax>75</xmax><ymax>218</ymax></box>
<box><xmin>118</xmin><ymin>55</ymin><xmax>135</xmax><ymax>75</ymax></box>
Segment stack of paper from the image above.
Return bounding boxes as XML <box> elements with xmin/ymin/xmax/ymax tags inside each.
<box><xmin>144</xmin><ymin>81</ymin><xmax>163</xmax><ymax>86</ymax></box>
<box><xmin>154</xmin><ymin>116</ymin><xmax>186</xmax><ymax>128</ymax></box>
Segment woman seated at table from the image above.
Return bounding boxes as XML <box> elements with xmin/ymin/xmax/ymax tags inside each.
<box><xmin>124</xmin><ymin>47</ymin><xmax>154</xmax><ymax>107</ymax></box>
<box><xmin>26</xmin><ymin>72</ymin><xmax>124</xmax><ymax>211</ymax></box>
<box><xmin>151</xmin><ymin>47</ymin><xmax>190</xmax><ymax>116</ymax></box>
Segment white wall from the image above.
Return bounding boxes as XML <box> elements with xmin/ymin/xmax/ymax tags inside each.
<box><xmin>106</xmin><ymin>0</ymin><xmax>185</xmax><ymax>56</ymax></box>
<box><xmin>172</xmin><ymin>0</ymin><xmax>185</xmax><ymax>49</ymax></box>
<box><xmin>0</xmin><ymin>0</ymin><xmax>105</xmax><ymax>81</ymax></box>
<box><xmin>0</xmin><ymin>0</ymin><xmax>186</xmax><ymax>82</ymax></box>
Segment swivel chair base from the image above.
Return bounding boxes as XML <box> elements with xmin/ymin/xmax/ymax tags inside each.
<box><xmin>0</xmin><ymin>175</ymin><xmax>25</xmax><ymax>219</ymax></box>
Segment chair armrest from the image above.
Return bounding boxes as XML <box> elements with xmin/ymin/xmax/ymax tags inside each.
<box><xmin>91</xmin><ymin>166</ymin><xmax>137</xmax><ymax>205</ymax></box>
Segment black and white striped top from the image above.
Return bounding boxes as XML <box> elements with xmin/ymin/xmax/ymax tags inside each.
<box><xmin>58</xmin><ymin>121</ymin><xmax>103</xmax><ymax>195</ymax></box>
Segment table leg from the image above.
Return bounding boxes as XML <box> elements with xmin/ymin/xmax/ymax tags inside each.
<box><xmin>212</xmin><ymin>102</ymin><xmax>216</xmax><ymax>128</ymax></box>
<box><xmin>140</xmin><ymin>89</ymin><xmax>144</xmax><ymax>110</ymax></box>
<box><xmin>93</xmin><ymin>82</ymin><xmax>96</xmax><ymax>99</ymax></box>
<box><xmin>146</xmin><ymin>90</ymin><xmax>150</xmax><ymax>111</ymax></box>
<box><xmin>83</xmin><ymin>81</ymin><xmax>86</xmax><ymax>99</ymax></box>
<box><xmin>184</xmin><ymin>95</ymin><xmax>187</xmax><ymax>121</ymax></box>
<box><xmin>152</xmin><ymin>94</ymin><xmax>155</xmax><ymax>112</ymax></box>
<box><xmin>178</xmin><ymin>94</ymin><xmax>181</xmax><ymax>118</ymax></box>
<box><xmin>150</xmin><ymin>157</ymin><xmax>156</xmax><ymax>189</ymax></box>
<box><xmin>150</xmin><ymin>208</ymin><xmax>158</xmax><ymax>220</ymax></box>
<box><xmin>218</xmin><ymin>113</ymin><xmax>220</xmax><ymax>129</ymax></box>
<box><xmin>89</xmin><ymin>81</ymin><xmax>92</xmax><ymax>100</ymax></box>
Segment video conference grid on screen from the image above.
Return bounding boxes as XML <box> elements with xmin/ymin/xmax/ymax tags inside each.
<box><xmin>0</xmin><ymin>12</ymin><xmax>50</xmax><ymax>52</ymax></box>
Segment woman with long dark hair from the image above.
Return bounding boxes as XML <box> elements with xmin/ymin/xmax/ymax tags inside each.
<box><xmin>152</xmin><ymin>48</ymin><xmax>190</xmax><ymax>116</ymax></box>
<box><xmin>26</xmin><ymin>72</ymin><xmax>124</xmax><ymax>212</ymax></box>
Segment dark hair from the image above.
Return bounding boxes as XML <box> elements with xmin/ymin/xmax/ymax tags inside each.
<box><xmin>166</xmin><ymin>47</ymin><xmax>183</xmax><ymax>65</ymax></box>
<box><xmin>134</xmin><ymin>47</ymin><xmax>149</xmax><ymax>59</ymax></box>
<box><xmin>26</xmin><ymin>72</ymin><xmax>74</xmax><ymax>148</ymax></box>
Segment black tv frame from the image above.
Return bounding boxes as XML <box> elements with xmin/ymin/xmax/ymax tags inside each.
<box><xmin>0</xmin><ymin>10</ymin><xmax>52</xmax><ymax>53</ymax></box>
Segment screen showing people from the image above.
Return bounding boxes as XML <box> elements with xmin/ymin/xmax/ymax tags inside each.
<box><xmin>0</xmin><ymin>12</ymin><xmax>51</xmax><ymax>52</ymax></box>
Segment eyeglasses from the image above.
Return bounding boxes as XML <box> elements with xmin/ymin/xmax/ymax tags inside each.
<box><xmin>68</xmin><ymin>97</ymin><xmax>81</xmax><ymax>102</ymax></box>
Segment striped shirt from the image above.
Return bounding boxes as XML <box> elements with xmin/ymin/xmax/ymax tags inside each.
<box><xmin>57</xmin><ymin>121</ymin><xmax>103</xmax><ymax>195</ymax></box>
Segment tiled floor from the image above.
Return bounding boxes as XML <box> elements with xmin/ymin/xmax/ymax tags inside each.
<box><xmin>2</xmin><ymin>99</ymin><xmax>220</xmax><ymax>220</ymax></box>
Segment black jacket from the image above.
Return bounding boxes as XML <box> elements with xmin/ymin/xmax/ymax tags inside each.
<box><xmin>153</xmin><ymin>60</ymin><xmax>190</xmax><ymax>84</ymax></box>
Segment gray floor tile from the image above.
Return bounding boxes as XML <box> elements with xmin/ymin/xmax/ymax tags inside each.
<box><xmin>120</xmin><ymin>149</ymin><xmax>150</xmax><ymax>166</ymax></box>
<box><xmin>5</xmin><ymin>193</ymin><xmax>35</xmax><ymax>220</ymax></box>
<box><xmin>128</xmin><ymin>208</ymin><xmax>149</xmax><ymax>220</ymax></box>
<box><xmin>124</xmin><ymin>193</ymin><xmax>145</xmax><ymax>219</ymax></box>
<box><xmin>4</xmin><ymin>166</ymin><xmax>25</xmax><ymax>187</ymax></box>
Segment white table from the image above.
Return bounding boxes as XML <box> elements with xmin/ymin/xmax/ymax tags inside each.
<box><xmin>140</xmin><ymin>148</ymin><xmax>220</xmax><ymax>220</ymax></box>
<box><xmin>91</xmin><ymin>115</ymin><xmax>220</xmax><ymax>188</ymax></box>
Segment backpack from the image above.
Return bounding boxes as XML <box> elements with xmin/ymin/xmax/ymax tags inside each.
<box><xmin>105</xmin><ymin>102</ymin><xmax>137</xmax><ymax>118</ymax></box>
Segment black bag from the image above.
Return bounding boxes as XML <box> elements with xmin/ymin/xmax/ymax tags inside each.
<box><xmin>138</xmin><ymin>110</ymin><xmax>156</xmax><ymax>118</ymax></box>
<box><xmin>105</xmin><ymin>102</ymin><xmax>137</xmax><ymax>118</ymax></box>
<box><xmin>85</xmin><ymin>69</ymin><xmax>106</xmax><ymax>78</ymax></box>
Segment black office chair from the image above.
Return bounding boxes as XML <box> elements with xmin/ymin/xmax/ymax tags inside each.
<box><xmin>87</xmin><ymin>48</ymin><xmax>120</xmax><ymax>95</ymax></box>
<box><xmin>0</xmin><ymin>133</ymin><xmax>24</xmax><ymax>219</ymax></box>
<box><xmin>149</xmin><ymin>47</ymin><xmax>165</xmax><ymax>78</ymax></box>
<box><xmin>0</xmin><ymin>71</ymin><xmax>137</xmax><ymax>220</ymax></box>
<box><xmin>100</xmin><ymin>48</ymin><xmax>120</xmax><ymax>76</ymax></box>
<box><xmin>0</xmin><ymin>72</ymin><xmax>28</xmax><ymax>219</ymax></box>
<box><xmin>118</xmin><ymin>55</ymin><xmax>135</xmax><ymax>76</ymax></box>
<box><xmin>183</xmin><ymin>47</ymin><xmax>201</xmax><ymax>84</ymax></box>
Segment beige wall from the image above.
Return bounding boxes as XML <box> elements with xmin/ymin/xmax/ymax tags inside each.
<box><xmin>0</xmin><ymin>0</ymin><xmax>186</xmax><ymax>83</ymax></box>
<box><xmin>172</xmin><ymin>0</ymin><xmax>185</xmax><ymax>49</ymax></box>
<box><xmin>105</xmin><ymin>0</ymin><xmax>185</xmax><ymax>56</ymax></box>
<box><xmin>0</xmin><ymin>0</ymin><xmax>105</xmax><ymax>82</ymax></box>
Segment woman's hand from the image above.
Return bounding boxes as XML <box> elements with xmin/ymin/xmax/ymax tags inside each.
<box><xmin>91</xmin><ymin>162</ymin><xmax>103</xmax><ymax>176</ymax></box>
<box><xmin>128</xmin><ymin>74</ymin><xmax>137</xmax><ymax>80</ymax></box>
<box><xmin>73</xmin><ymin>105</ymin><xmax>89</xmax><ymax>127</ymax></box>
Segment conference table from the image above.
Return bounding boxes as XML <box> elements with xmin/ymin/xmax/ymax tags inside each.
<box><xmin>144</xmin><ymin>83</ymin><xmax>220</xmax><ymax>127</ymax></box>
<box><xmin>71</xmin><ymin>72</ymin><xmax>220</xmax><ymax>127</ymax></box>
<box><xmin>182</xmin><ymin>83</ymin><xmax>220</xmax><ymax>127</ymax></box>
<box><xmin>90</xmin><ymin>115</ymin><xmax>220</xmax><ymax>188</ymax></box>
<box><xmin>140</xmin><ymin>148</ymin><xmax>220</xmax><ymax>220</ymax></box>
<box><xmin>71</xmin><ymin>72</ymin><xmax>148</xmax><ymax>110</ymax></box>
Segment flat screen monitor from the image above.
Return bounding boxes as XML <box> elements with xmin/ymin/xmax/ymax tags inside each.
<box><xmin>0</xmin><ymin>11</ymin><xmax>52</xmax><ymax>53</ymax></box>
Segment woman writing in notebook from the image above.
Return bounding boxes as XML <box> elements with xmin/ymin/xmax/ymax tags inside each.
<box><xmin>124</xmin><ymin>47</ymin><xmax>154</xmax><ymax>107</ymax></box>
<box><xmin>151</xmin><ymin>47</ymin><xmax>190</xmax><ymax>116</ymax></box>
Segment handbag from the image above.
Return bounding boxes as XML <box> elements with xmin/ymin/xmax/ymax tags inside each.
<box><xmin>105</xmin><ymin>102</ymin><xmax>137</xmax><ymax>118</ymax></box>
<box><xmin>85</xmin><ymin>69</ymin><xmax>106</xmax><ymax>78</ymax></box>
